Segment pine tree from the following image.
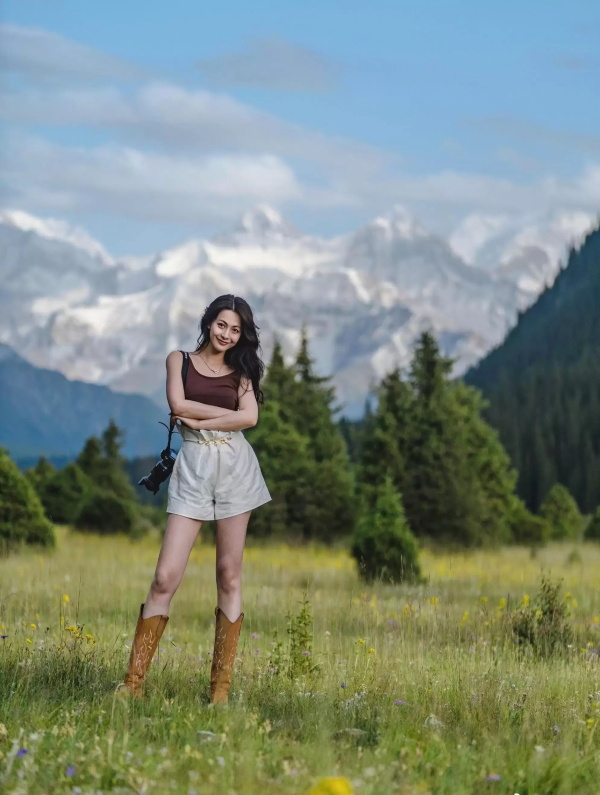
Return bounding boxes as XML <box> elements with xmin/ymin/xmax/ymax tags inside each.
<box><xmin>351</xmin><ymin>476</ymin><xmax>421</xmax><ymax>584</ymax></box>
<box><xmin>246</xmin><ymin>401</ymin><xmax>314</xmax><ymax>539</ymax></box>
<box><xmin>540</xmin><ymin>483</ymin><xmax>584</xmax><ymax>540</ymax></box>
<box><xmin>357</xmin><ymin>331</ymin><xmax>523</xmax><ymax>547</ymax></box>
<box><xmin>0</xmin><ymin>448</ymin><xmax>55</xmax><ymax>553</ymax></box>
<box><xmin>26</xmin><ymin>457</ymin><xmax>55</xmax><ymax>491</ymax></box>
<box><xmin>358</xmin><ymin>369</ymin><xmax>410</xmax><ymax>506</ymax></box>
<box><xmin>584</xmin><ymin>507</ymin><xmax>600</xmax><ymax>541</ymax></box>
<box><xmin>292</xmin><ymin>326</ymin><xmax>346</xmax><ymax>462</ymax></box>
<box><xmin>250</xmin><ymin>332</ymin><xmax>356</xmax><ymax>542</ymax></box>
<box><xmin>262</xmin><ymin>338</ymin><xmax>297</xmax><ymax>418</ymax></box>
<box><xmin>39</xmin><ymin>463</ymin><xmax>92</xmax><ymax>525</ymax></box>
<box><xmin>77</xmin><ymin>423</ymin><xmax>135</xmax><ymax>502</ymax></box>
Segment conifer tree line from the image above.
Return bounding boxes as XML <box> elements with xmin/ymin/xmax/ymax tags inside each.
<box><xmin>465</xmin><ymin>223</ymin><xmax>600</xmax><ymax>513</ymax></box>
<box><xmin>2</xmin><ymin>322</ymin><xmax>598</xmax><ymax>568</ymax></box>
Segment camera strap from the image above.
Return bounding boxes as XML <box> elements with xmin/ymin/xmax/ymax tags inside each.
<box><xmin>164</xmin><ymin>351</ymin><xmax>191</xmax><ymax>455</ymax></box>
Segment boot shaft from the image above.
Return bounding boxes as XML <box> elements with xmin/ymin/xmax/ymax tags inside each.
<box><xmin>210</xmin><ymin>606</ymin><xmax>244</xmax><ymax>705</ymax></box>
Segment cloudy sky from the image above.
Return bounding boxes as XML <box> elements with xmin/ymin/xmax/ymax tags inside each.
<box><xmin>1</xmin><ymin>0</ymin><xmax>599</xmax><ymax>254</ymax></box>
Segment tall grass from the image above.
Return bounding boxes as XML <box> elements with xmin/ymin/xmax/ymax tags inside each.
<box><xmin>2</xmin><ymin>527</ymin><xmax>600</xmax><ymax>793</ymax></box>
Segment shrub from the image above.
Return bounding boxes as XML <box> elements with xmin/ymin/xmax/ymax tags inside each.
<box><xmin>584</xmin><ymin>507</ymin><xmax>600</xmax><ymax>541</ymax></box>
<box><xmin>74</xmin><ymin>489</ymin><xmax>136</xmax><ymax>535</ymax></box>
<box><xmin>540</xmin><ymin>483</ymin><xmax>584</xmax><ymax>540</ymax></box>
<box><xmin>37</xmin><ymin>463</ymin><xmax>92</xmax><ymax>524</ymax></box>
<box><xmin>508</xmin><ymin>500</ymin><xmax>552</xmax><ymax>546</ymax></box>
<box><xmin>351</xmin><ymin>476</ymin><xmax>421</xmax><ymax>584</ymax></box>
<box><xmin>510</xmin><ymin>575</ymin><xmax>573</xmax><ymax>658</ymax></box>
<box><xmin>0</xmin><ymin>448</ymin><xmax>55</xmax><ymax>554</ymax></box>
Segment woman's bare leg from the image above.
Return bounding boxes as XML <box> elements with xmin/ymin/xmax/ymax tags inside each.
<box><xmin>142</xmin><ymin>513</ymin><xmax>202</xmax><ymax>618</ymax></box>
<box><xmin>214</xmin><ymin>510</ymin><xmax>251</xmax><ymax>621</ymax></box>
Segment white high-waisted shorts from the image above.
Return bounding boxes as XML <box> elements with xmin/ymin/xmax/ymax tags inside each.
<box><xmin>167</xmin><ymin>426</ymin><xmax>271</xmax><ymax>521</ymax></box>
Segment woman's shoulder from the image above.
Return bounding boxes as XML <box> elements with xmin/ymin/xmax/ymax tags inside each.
<box><xmin>166</xmin><ymin>350</ymin><xmax>185</xmax><ymax>365</ymax></box>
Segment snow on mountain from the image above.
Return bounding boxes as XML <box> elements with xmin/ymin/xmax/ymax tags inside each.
<box><xmin>1</xmin><ymin>204</ymin><xmax>594</xmax><ymax>417</ymax></box>
<box><xmin>450</xmin><ymin>210</ymin><xmax>596</xmax><ymax>304</ymax></box>
<box><xmin>0</xmin><ymin>209</ymin><xmax>112</xmax><ymax>264</ymax></box>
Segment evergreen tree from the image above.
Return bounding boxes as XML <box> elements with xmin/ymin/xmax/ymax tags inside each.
<box><xmin>509</xmin><ymin>499</ymin><xmax>552</xmax><ymax>546</ymax></box>
<box><xmin>0</xmin><ymin>448</ymin><xmax>55</xmax><ymax>553</ymax></box>
<box><xmin>26</xmin><ymin>457</ymin><xmax>55</xmax><ymax>491</ymax></box>
<box><xmin>540</xmin><ymin>483</ymin><xmax>584</xmax><ymax>540</ymax></box>
<box><xmin>292</xmin><ymin>326</ymin><xmax>346</xmax><ymax>462</ymax></box>
<box><xmin>358</xmin><ymin>369</ymin><xmax>410</xmax><ymax>505</ymax></box>
<box><xmin>357</xmin><ymin>331</ymin><xmax>522</xmax><ymax>547</ymax></box>
<box><xmin>38</xmin><ymin>463</ymin><xmax>92</xmax><ymax>525</ymax></box>
<box><xmin>465</xmin><ymin>223</ymin><xmax>600</xmax><ymax>512</ymax></box>
<box><xmin>249</xmin><ymin>332</ymin><xmax>356</xmax><ymax>542</ymax></box>
<box><xmin>584</xmin><ymin>507</ymin><xmax>600</xmax><ymax>541</ymax></box>
<box><xmin>351</xmin><ymin>476</ymin><xmax>421</xmax><ymax>584</ymax></box>
<box><xmin>75</xmin><ymin>489</ymin><xmax>136</xmax><ymax>535</ymax></box>
<box><xmin>262</xmin><ymin>338</ymin><xmax>297</xmax><ymax>417</ymax></box>
<box><xmin>77</xmin><ymin>422</ymin><xmax>135</xmax><ymax>501</ymax></box>
<box><xmin>247</xmin><ymin>401</ymin><xmax>314</xmax><ymax>539</ymax></box>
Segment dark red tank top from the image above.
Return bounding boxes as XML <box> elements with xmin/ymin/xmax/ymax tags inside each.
<box><xmin>184</xmin><ymin>353</ymin><xmax>241</xmax><ymax>410</ymax></box>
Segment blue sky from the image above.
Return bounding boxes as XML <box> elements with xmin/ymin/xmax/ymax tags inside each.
<box><xmin>2</xmin><ymin>0</ymin><xmax>599</xmax><ymax>254</ymax></box>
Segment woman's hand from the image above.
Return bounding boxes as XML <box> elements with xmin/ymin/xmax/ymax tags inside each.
<box><xmin>173</xmin><ymin>416</ymin><xmax>204</xmax><ymax>430</ymax></box>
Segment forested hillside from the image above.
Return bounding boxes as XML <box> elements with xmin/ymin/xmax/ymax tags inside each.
<box><xmin>466</xmin><ymin>221</ymin><xmax>600</xmax><ymax>511</ymax></box>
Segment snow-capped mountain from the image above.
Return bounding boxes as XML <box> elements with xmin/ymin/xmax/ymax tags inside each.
<box><xmin>0</xmin><ymin>204</ymin><xmax>595</xmax><ymax>416</ymax></box>
<box><xmin>450</xmin><ymin>209</ymin><xmax>595</xmax><ymax>304</ymax></box>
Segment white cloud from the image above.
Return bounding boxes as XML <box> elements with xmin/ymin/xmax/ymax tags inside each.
<box><xmin>0</xmin><ymin>81</ymin><xmax>389</xmax><ymax>178</ymax></box>
<box><xmin>2</xmin><ymin>25</ymin><xmax>599</xmax><ymax>240</ymax></box>
<box><xmin>4</xmin><ymin>135</ymin><xmax>302</xmax><ymax>223</ymax></box>
<box><xmin>0</xmin><ymin>23</ymin><xmax>143</xmax><ymax>84</ymax></box>
<box><xmin>196</xmin><ymin>38</ymin><xmax>339</xmax><ymax>92</ymax></box>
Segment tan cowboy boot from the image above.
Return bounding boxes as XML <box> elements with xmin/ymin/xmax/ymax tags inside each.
<box><xmin>115</xmin><ymin>603</ymin><xmax>169</xmax><ymax>697</ymax></box>
<box><xmin>210</xmin><ymin>606</ymin><xmax>244</xmax><ymax>705</ymax></box>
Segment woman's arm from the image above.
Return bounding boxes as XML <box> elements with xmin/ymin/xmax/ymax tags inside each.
<box><xmin>165</xmin><ymin>351</ymin><xmax>234</xmax><ymax>420</ymax></box>
<box><xmin>175</xmin><ymin>376</ymin><xmax>258</xmax><ymax>431</ymax></box>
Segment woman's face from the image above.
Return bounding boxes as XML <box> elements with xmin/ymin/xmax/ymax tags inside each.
<box><xmin>209</xmin><ymin>309</ymin><xmax>242</xmax><ymax>353</ymax></box>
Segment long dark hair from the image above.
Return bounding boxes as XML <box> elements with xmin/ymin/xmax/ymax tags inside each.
<box><xmin>194</xmin><ymin>294</ymin><xmax>265</xmax><ymax>404</ymax></box>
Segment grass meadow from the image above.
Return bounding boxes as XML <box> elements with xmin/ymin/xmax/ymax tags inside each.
<box><xmin>2</xmin><ymin>527</ymin><xmax>600</xmax><ymax>794</ymax></box>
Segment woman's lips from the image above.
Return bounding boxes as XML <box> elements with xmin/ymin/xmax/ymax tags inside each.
<box><xmin>217</xmin><ymin>338</ymin><xmax>228</xmax><ymax>345</ymax></box>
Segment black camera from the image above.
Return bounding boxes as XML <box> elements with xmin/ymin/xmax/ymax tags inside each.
<box><xmin>138</xmin><ymin>446</ymin><xmax>177</xmax><ymax>494</ymax></box>
<box><xmin>140</xmin><ymin>354</ymin><xmax>189</xmax><ymax>495</ymax></box>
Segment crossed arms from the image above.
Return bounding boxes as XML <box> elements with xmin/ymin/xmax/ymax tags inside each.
<box><xmin>165</xmin><ymin>350</ymin><xmax>258</xmax><ymax>432</ymax></box>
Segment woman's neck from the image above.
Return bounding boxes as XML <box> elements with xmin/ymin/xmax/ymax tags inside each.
<box><xmin>201</xmin><ymin>344</ymin><xmax>225</xmax><ymax>363</ymax></box>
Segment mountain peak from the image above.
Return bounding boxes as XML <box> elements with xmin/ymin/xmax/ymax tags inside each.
<box><xmin>368</xmin><ymin>205</ymin><xmax>428</xmax><ymax>240</ymax></box>
<box><xmin>214</xmin><ymin>205</ymin><xmax>299</xmax><ymax>245</ymax></box>
<box><xmin>0</xmin><ymin>209</ymin><xmax>113</xmax><ymax>263</ymax></box>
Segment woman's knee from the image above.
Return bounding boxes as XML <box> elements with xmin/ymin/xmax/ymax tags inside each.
<box><xmin>215</xmin><ymin>560</ymin><xmax>240</xmax><ymax>594</ymax></box>
<box><xmin>151</xmin><ymin>567</ymin><xmax>179</xmax><ymax>596</ymax></box>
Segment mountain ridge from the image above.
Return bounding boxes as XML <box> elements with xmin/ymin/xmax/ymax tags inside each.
<box><xmin>0</xmin><ymin>204</ymin><xmax>595</xmax><ymax>416</ymax></box>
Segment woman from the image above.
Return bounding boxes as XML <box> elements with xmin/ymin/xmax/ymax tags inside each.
<box><xmin>117</xmin><ymin>294</ymin><xmax>271</xmax><ymax>704</ymax></box>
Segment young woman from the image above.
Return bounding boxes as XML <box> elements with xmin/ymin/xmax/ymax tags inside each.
<box><xmin>117</xmin><ymin>294</ymin><xmax>271</xmax><ymax>704</ymax></box>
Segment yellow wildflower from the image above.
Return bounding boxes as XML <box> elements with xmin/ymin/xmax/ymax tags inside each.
<box><xmin>62</xmin><ymin>594</ymin><xmax>70</xmax><ymax>603</ymax></box>
<box><xmin>480</xmin><ymin>596</ymin><xmax>488</xmax><ymax>603</ymax></box>
<box><xmin>521</xmin><ymin>595</ymin><xmax>530</xmax><ymax>606</ymax></box>
<box><xmin>368</xmin><ymin>648</ymin><xmax>375</xmax><ymax>654</ymax></box>
<box><xmin>307</xmin><ymin>776</ymin><xmax>353</xmax><ymax>795</ymax></box>
<box><xmin>30</xmin><ymin>623</ymin><xmax>37</xmax><ymax>630</ymax></box>
<box><xmin>356</xmin><ymin>638</ymin><xmax>365</xmax><ymax>645</ymax></box>
<box><xmin>429</xmin><ymin>596</ymin><xmax>439</xmax><ymax>605</ymax></box>
<box><xmin>26</xmin><ymin>638</ymin><xmax>32</xmax><ymax>644</ymax></box>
